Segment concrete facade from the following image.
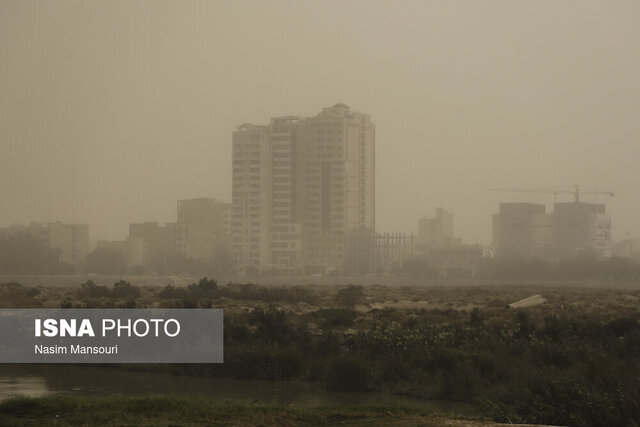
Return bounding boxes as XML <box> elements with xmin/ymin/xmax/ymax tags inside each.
<box><xmin>231</xmin><ymin>104</ymin><xmax>375</xmax><ymax>275</ymax></box>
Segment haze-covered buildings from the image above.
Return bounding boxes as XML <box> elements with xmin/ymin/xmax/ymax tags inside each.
<box><xmin>492</xmin><ymin>202</ymin><xmax>612</xmax><ymax>260</ymax></box>
<box><xmin>0</xmin><ymin>222</ymin><xmax>89</xmax><ymax>270</ymax></box>
<box><xmin>231</xmin><ymin>104</ymin><xmax>375</xmax><ymax>275</ymax></box>
<box><xmin>375</xmin><ymin>208</ymin><xmax>484</xmax><ymax>277</ymax></box>
<box><xmin>416</xmin><ymin>207</ymin><xmax>461</xmax><ymax>251</ymax></box>
<box><xmin>125</xmin><ymin>198</ymin><xmax>231</xmax><ymax>271</ymax></box>
<box><xmin>176</xmin><ymin>198</ymin><xmax>231</xmax><ymax>262</ymax></box>
<box><xmin>375</xmin><ymin>232</ymin><xmax>415</xmax><ymax>273</ymax></box>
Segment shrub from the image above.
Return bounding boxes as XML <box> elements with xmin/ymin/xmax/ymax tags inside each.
<box><xmin>328</xmin><ymin>357</ymin><xmax>371</xmax><ymax>392</ymax></box>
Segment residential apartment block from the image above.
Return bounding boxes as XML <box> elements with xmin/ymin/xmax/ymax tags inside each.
<box><xmin>231</xmin><ymin>104</ymin><xmax>375</xmax><ymax>275</ymax></box>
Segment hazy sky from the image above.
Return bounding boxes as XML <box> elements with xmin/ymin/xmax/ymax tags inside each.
<box><xmin>1</xmin><ymin>1</ymin><xmax>639</xmax><ymax>245</ymax></box>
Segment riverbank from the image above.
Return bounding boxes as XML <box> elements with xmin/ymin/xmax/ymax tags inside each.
<box><xmin>1</xmin><ymin>280</ymin><xmax>638</xmax><ymax>425</ymax></box>
<box><xmin>0</xmin><ymin>395</ymin><xmax>484</xmax><ymax>426</ymax></box>
<box><xmin>0</xmin><ymin>364</ymin><xmax>468</xmax><ymax>410</ymax></box>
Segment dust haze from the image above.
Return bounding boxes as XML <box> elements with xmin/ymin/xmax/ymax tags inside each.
<box><xmin>1</xmin><ymin>0</ymin><xmax>639</xmax><ymax>245</ymax></box>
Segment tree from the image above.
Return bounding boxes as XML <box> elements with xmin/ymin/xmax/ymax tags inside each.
<box><xmin>335</xmin><ymin>285</ymin><xmax>364</xmax><ymax>307</ymax></box>
<box><xmin>112</xmin><ymin>280</ymin><xmax>141</xmax><ymax>299</ymax></box>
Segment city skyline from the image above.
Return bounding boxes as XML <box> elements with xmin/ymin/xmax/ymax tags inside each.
<box><xmin>1</xmin><ymin>1</ymin><xmax>639</xmax><ymax>245</ymax></box>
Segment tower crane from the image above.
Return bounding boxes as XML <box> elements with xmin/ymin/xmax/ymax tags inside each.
<box><xmin>491</xmin><ymin>185</ymin><xmax>614</xmax><ymax>203</ymax></box>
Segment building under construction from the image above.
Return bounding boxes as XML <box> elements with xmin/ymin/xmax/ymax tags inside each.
<box><xmin>492</xmin><ymin>201</ymin><xmax>612</xmax><ymax>260</ymax></box>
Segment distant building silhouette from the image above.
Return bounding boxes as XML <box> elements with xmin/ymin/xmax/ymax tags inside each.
<box><xmin>95</xmin><ymin>237</ymin><xmax>144</xmax><ymax>270</ymax></box>
<box><xmin>416</xmin><ymin>207</ymin><xmax>461</xmax><ymax>251</ymax></box>
<box><xmin>176</xmin><ymin>198</ymin><xmax>231</xmax><ymax>261</ymax></box>
<box><xmin>492</xmin><ymin>202</ymin><xmax>612</xmax><ymax>259</ymax></box>
<box><xmin>614</xmin><ymin>238</ymin><xmax>640</xmax><ymax>263</ymax></box>
<box><xmin>129</xmin><ymin>221</ymin><xmax>179</xmax><ymax>267</ymax></box>
<box><xmin>0</xmin><ymin>222</ymin><xmax>89</xmax><ymax>270</ymax></box>
<box><xmin>126</xmin><ymin>198</ymin><xmax>231</xmax><ymax>270</ymax></box>
<box><xmin>375</xmin><ymin>232</ymin><xmax>414</xmax><ymax>273</ymax></box>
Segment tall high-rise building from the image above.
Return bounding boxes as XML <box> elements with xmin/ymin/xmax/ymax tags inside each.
<box><xmin>231</xmin><ymin>123</ymin><xmax>273</xmax><ymax>272</ymax></box>
<box><xmin>231</xmin><ymin>104</ymin><xmax>375</xmax><ymax>275</ymax></box>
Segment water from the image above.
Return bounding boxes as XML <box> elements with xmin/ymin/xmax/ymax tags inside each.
<box><xmin>0</xmin><ymin>376</ymin><xmax>49</xmax><ymax>400</ymax></box>
<box><xmin>0</xmin><ymin>365</ymin><xmax>466</xmax><ymax>410</ymax></box>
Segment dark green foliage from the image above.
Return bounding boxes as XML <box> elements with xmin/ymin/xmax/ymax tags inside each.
<box><xmin>19</xmin><ymin>280</ymin><xmax>640</xmax><ymax>425</ymax></box>
<box><xmin>607</xmin><ymin>316</ymin><xmax>638</xmax><ymax>337</ymax></box>
<box><xmin>328</xmin><ymin>357</ymin><xmax>372</xmax><ymax>392</ymax></box>
<box><xmin>187</xmin><ymin>277</ymin><xmax>218</xmax><ymax>298</ymax></box>
<box><xmin>220</xmin><ymin>302</ymin><xmax>639</xmax><ymax>424</ymax></box>
<box><xmin>485</xmin><ymin>380</ymin><xmax>632</xmax><ymax>426</ymax></box>
<box><xmin>313</xmin><ymin>308</ymin><xmax>357</xmax><ymax>329</ymax></box>
<box><xmin>424</xmin><ymin>349</ymin><xmax>457</xmax><ymax>373</ymax></box>
<box><xmin>334</xmin><ymin>285</ymin><xmax>364</xmax><ymax>307</ymax></box>
<box><xmin>0</xmin><ymin>395</ymin><xmax>441</xmax><ymax>426</ymax></box>
<box><xmin>249</xmin><ymin>307</ymin><xmax>296</xmax><ymax>344</ymax></box>
<box><xmin>226</xmin><ymin>345</ymin><xmax>305</xmax><ymax>380</ymax></box>
<box><xmin>470</xmin><ymin>352</ymin><xmax>496</xmax><ymax>377</ymax></box>
<box><xmin>157</xmin><ymin>284</ymin><xmax>186</xmax><ymax>299</ymax></box>
<box><xmin>219</xmin><ymin>283</ymin><xmax>317</xmax><ymax>304</ymax></box>
<box><xmin>111</xmin><ymin>280</ymin><xmax>141</xmax><ymax>299</ymax></box>
<box><xmin>0</xmin><ymin>282</ymin><xmax>43</xmax><ymax>307</ymax></box>
<box><xmin>76</xmin><ymin>280</ymin><xmax>140</xmax><ymax>302</ymax></box>
<box><xmin>77</xmin><ymin>280</ymin><xmax>111</xmax><ymax>299</ymax></box>
<box><xmin>469</xmin><ymin>307</ymin><xmax>483</xmax><ymax>326</ymax></box>
<box><xmin>514</xmin><ymin>310</ymin><xmax>533</xmax><ymax>338</ymax></box>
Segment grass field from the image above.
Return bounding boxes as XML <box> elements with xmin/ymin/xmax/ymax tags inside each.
<box><xmin>0</xmin><ymin>395</ymin><xmax>494</xmax><ymax>426</ymax></box>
